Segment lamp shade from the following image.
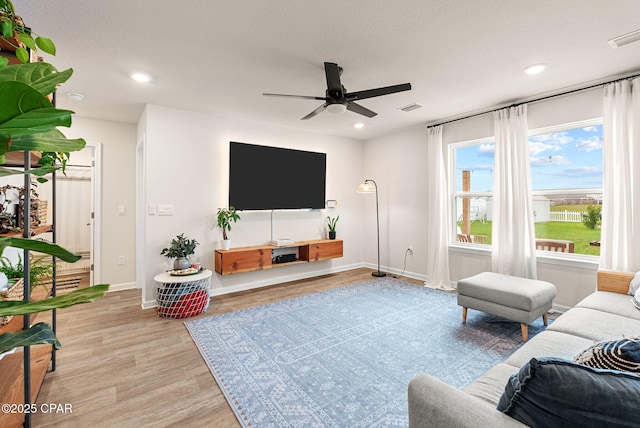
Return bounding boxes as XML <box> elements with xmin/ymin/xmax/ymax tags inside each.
<box><xmin>356</xmin><ymin>181</ymin><xmax>376</xmax><ymax>193</ymax></box>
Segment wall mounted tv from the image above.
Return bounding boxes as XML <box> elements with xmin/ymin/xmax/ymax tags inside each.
<box><xmin>229</xmin><ymin>142</ymin><xmax>326</xmax><ymax>210</ymax></box>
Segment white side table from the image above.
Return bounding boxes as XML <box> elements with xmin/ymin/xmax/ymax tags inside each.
<box><xmin>154</xmin><ymin>269</ymin><xmax>212</xmax><ymax>318</ymax></box>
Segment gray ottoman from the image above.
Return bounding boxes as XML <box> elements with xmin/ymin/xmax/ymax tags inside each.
<box><xmin>457</xmin><ymin>272</ymin><xmax>556</xmax><ymax>341</ymax></box>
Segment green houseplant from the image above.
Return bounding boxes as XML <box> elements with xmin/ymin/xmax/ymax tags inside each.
<box><xmin>0</xmin><ymin>0</ymin><xmax>108</xmax><ymax>353</ymax></box>
<box><xmin>0</xmin><ymin>254</ymin><xmax>53</xmax><ymax>291</ymax></box>
<box><xmin>326</xmin><ymin>215</ymin><xmax>339</xmax><ymax>240</ymax></box>
<box><xmin>160</xmin><ymin>233</ymin><xmax>199</xmax><ymax>270</ymax></box>
<box><xmin>217</xmin><ymin>207</ymin><xmax>240</xmax><ymax>250</ymax></box>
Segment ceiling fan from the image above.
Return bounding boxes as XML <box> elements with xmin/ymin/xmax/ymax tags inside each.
<box><xmin>263</xmin><ymin>62</ymin><xmax>412</xmax><ymax>120</ymax></box>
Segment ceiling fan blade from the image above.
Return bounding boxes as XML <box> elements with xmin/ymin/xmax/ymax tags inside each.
<box><xmin>301</xmin><ymin>104</ymin><xmax>328</xmax><ymax>120</ymax></box>
<box><xmin>324</xmin><ymin>62</ymin><xmax>344</xmax><ymax>98</ymax></box>
<box><xmin>263</xmin><ymin>93</ymin><xmax>328</xmax><ymax>101</ymax></box>
<box><xmin>346</xmin><ymin>83</ymin><xmax>412</xmax><ymax>101</ymax></box>
<box><xmin>347</xmin><ymin>102</ymin><xmax>377</xmax><ymax>118</ymax></box>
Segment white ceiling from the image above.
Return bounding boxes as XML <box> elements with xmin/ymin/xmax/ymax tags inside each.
<box><xmin>16</xmin><ymin>0</ymin><xmax>640</xmax><ymax>140</ymax></box>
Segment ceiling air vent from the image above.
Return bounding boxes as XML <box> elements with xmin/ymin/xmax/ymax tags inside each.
<box><xmin>608</xmin><ymin>28</ymin><xmax>640</xmax><ymax>49</ymax></box>
<box><xmin>399</xmin><ymin>103</ymin><xmax>423</xmax><ymax>112</ymax></box>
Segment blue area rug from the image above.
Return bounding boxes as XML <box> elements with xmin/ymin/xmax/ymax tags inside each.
<box><xmin>185</xmin><ymin>277</ymin><xmax>547</xmax><ymax>427</ymax></box>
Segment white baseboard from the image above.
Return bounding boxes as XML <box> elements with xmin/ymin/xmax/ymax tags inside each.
<box><xmin>106</xmin><ymin>281</ymin><xmax>136</xmax><ymax>292</ymax></box>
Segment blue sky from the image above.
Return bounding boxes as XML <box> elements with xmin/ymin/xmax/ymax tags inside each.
<box><xmin>455</xmin><ymin>124</ymin><xmax>603</xmax><ymax>192</ymax></box>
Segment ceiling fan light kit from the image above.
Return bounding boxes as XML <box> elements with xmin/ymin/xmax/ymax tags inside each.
<box><xmin>263</xmin><ymin>62</ymin><xmax>411</xmax><ymax>120</ymax></box>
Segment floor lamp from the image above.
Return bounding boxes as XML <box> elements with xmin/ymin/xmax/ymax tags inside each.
<box><xmin>357</xmin><ymin>179</ymin><xmax>386</xmax><ymax>277</ymax></box>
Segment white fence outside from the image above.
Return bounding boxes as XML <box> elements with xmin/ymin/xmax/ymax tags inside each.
<box><xmin>549</xmin><ymin>210</ymin><xmax>586</xmax><ymax>223</ymax></box>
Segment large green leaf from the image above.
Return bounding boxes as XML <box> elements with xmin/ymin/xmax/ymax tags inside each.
<box><xmin>0</xmin><ymin>63</ymin><xmax>72</xmax><ymax>95</ymax></box>
<box><xmin>8</xmin><ymin>128</ymin><xmax>85</xmax><ymax>153</ymax></box>
<box><xmin>0</xmin><ymin>322</ymin><xmax>60</xmax><ymax>354</ymax></box>
<box><xmin>0</xmin><ymin>164</ymin><xmax>59</xmax><ymax>178</ymax></box>
<box><xmin>0</xmin><ymin>237</ymin><xmax>81</xmax><ymax>263</ymax></box>
<box><xmin>0</xmin><ymin>81</ymin><xmax>72</xmax><ymax>136</ymax></box>
<box><xmin>0</xmin><ymin>284</ymin><xmax>109</xmax><ymax>316</ymax></box>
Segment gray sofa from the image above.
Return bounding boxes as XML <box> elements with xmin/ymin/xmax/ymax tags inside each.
<box><xmin>408</xmin><ymin>270</ymin><xmax>640</xmax><ymax>427</ymax></box>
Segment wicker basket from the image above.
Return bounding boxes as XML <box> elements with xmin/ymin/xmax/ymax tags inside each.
<box><xmin>0</xmin><ymin>278</ymin><xmax>24</xmax><ymax>326</ymax></box>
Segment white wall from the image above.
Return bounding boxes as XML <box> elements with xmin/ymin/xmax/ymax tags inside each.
<box><xmin>139</xmin><ymin>104</ymin><xmax>365</xmax><ymax>307</ymax></box>
<box><xmin>362</xmin><ymin>87</ymin><xmax>604</xmax><ymax>309</ymax></box>
<box><xmin>64</xmin><ymin>117</ymin><xmax>137</xmax><ymax>288</ymax></box>
<box><xmin>361</xmin><ymin>125</ymin><xmax>429</xmax><ymax>279</ymax></box>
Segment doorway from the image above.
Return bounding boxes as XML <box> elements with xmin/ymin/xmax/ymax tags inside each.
<box><xmin>54</xmin><ymin>143</ymin><xmax>101</xmax><ymax>288</ymax></box>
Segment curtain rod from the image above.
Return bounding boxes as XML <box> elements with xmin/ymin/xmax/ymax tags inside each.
<box><xmin>428</xmin><ymin>72</ymin><xmax>640</xmax><ymax>128</ymax></box>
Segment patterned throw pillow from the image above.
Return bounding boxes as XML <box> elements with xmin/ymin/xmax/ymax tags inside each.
<box><xmin>574</xmin><ymin>337</ymin><xmax>640</xmax><ymax>373</ymax></box>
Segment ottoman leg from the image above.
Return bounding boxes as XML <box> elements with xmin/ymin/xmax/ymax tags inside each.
<box><xmin>543</xmin><ymin>313</ymin><xmax>549</xmax><ymax>326</ymax></box>
<box><xmin>520</xmin><ymin>324</ymin><xmax>528</xmax><ymax>342</ymax></box>
<box><xmin>462</xmin><ymin>307</ymin><xmax>468</xmax><ymax>323</ymax></box>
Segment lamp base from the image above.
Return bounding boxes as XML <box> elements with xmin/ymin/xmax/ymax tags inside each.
<box><xmin>372</xmin><ymin>271</ymin><xmax>387</xmax><ymax>277</ymax></box>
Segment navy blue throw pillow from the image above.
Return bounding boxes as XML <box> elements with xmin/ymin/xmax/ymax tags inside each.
<box><xmin>497</xmin><ymin>357</ymin><xmax>640</xmax><ymax>428</ymax></box>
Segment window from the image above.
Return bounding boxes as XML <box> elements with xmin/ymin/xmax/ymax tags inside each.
<box><xmin>451</xmin><ymin>137</ymin><xmax>495</xmax><ymax>245</ymax></box>
<box><xmin>529</xmin><ymin>121</ymin><xmax>603</xmax><ymax>256</ymax></box>
<box><xmin>451</xmin><ymin>119</ymin><xmax>603</xmax><ymax>257</ymax></box>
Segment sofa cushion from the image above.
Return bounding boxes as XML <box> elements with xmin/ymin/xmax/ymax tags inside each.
<box><xmin>574</xmin><ymin>336</ymin><xmax>640</xmax><ymax>373</ymax></box>
<box><xmin>497</xmin><ymin>357</ymin><xmax>640</xmax><ymax>428</ymax></box>
<box><xmin>504</xmin><ymin>330</ymin><xmax>594</xmax><ymax>368</ymax></box>
<box><xmin>575</xmin><ymin>291</ymin><xmax>640</xmax><ymax>320</ymax></box>
<box><xmin>463</xmin><ymin>363</ymin><xmax>519</xmax><ymax>406</ymax></box>
<box><xmin>547</xmin><ymin>307</ymin><xmax>640</xmax><ymax>341</ymax></box>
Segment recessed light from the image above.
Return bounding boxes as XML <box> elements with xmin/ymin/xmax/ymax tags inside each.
<box><xmin>66</xmin><ymin>92</ymin><xmax>84</xmax><ymax>101</ymax></box>
<box><xmin>130</xmin><ymin>72</ymin><xmax>152</xmax><ymax>83</ymax></box>
<box><xmin>354</xmin><ymin>123</ymin><xmax>364</xmax><ymax>129</ymax></box>
<box><xmin>523</xmin><ymin>64</ymin><xmax>546</xmax><ymax>75</ymax></box>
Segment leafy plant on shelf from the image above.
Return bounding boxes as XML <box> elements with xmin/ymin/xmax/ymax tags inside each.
<box><xmin>326</xmin><ymin>215</ymin><xmax>339</xmax><ymax>233</ymax></box>
<box><xmin>0</xmin><ymin>254</ymin><xmax>53</xmax><ymax>291</ymax></box>
<box><xmin>0</xmin><ymin>0</ymin><xmax>109</xmax><ymax>353</ymax></box>
<box><xmin>217</xmin><ymin>207</ymin><xmax>241</xmax><ymax>240</ymax></box>
<box><xmin>160</xmin><ymin>233</ymin><xmax>199</xmax><ymax>258</ymax></box>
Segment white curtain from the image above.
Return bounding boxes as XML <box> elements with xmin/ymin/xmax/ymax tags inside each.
<box><xmin>491</xmin><ymin>105</ymin><xmax>537</xmax><ymax>278</ymax></box>
<box><xmin>425</xmin><ymin>125</ymin><xmax>453</xmax><ymax>290</ymax></box>
<box><xmin>55</xmin><ymin>166</ymin><xmax>92</xmax><ymax>254</ymax></box>
<box><xmin>600</xmin><ymin>77</ymin><xmax>640</xmax><ymax>272</ymax></box>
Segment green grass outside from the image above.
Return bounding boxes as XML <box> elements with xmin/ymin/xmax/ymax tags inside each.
<box><xmin>462</xmin><ymin>221</ymin><xmax>601</xmax><ymax>256</ymax></box>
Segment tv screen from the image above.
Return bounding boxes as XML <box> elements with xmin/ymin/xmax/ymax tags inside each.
<box><xmin>229</xmin><ymin>142</ymin><xmax>326</xmax><ymax>210</ymax></box>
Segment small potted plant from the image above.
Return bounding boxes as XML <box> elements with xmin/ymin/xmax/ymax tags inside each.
<box><xmin>326</xmin><ymin>215</ymin><xmax>339</xmax><ymax>240</ymax></box>
<box><xmin>217</xmin><ymin>207</ymin><xmax>240</xmax><ymax>250</ymax></box>
<box><xmin>160</xmin><ymin>233</ymin><xmax>199</xmax><ymax>270</ymax></box>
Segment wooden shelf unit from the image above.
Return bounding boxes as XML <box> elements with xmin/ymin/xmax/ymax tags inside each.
<box><xmin>215</xmin><ymin>239</ymin><xmax>343</xmax><ymax>275</ymax></box>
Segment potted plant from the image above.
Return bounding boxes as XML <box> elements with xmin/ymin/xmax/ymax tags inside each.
<box><xmin>160</xmin><ymin>233</ymin><xmax>199</xmax><ymax>270</ymax></box>
<box><xmin>326</xmin><ymin>215</ymin><xmax>339</xmax><ymax>240</ymax></box>
<box><xmin>0</xmin><ymin>0</ymin><xmax>108</xmax><ymax>355</ymax></box>
<box><xmin>217</xmin><ymin>207</ymin><xmax>240</xmax><ymax>250</ymax></box>
<box><xmin>0</xmin><ymin>254</ymin><xmax>53</xmax><ymax>291</ymax></box>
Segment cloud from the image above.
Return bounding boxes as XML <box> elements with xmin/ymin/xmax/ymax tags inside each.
<box><xmin>529</xmin><ymin>141</ymin><xmax>562</xmax><ymax>156</ymax></box>
<box><xmin>530</xmin><ymin>131</ymin><xmax>573</xmax><ymax>145</ymax></box>
<box><xmin>562</xmin><ymin>166</ymin><xmax>602</xmax><ymax>177</ymax></box>
<box><xmin>476</xmin><ymin>143</ymin><xmax>494</xmax><ymax>157</ymax></box>
<box><xmin>530</xmin><ymin>154</ymin><xmax>569</xmax><ymax>167</ymax></box>
<box><xmin>583</xmin><ymin>126</ymin><xmax>599</xmax><ymax>132</ymax></box>
<box><xmin>574</xmin><ymin>136</ymin><xmax>602</xmax><ymax>152</ymax></box>
<box><xmin>457</xmin><ymin>164</ymin><xmax>494</xmax><ymax>171</ymax></box>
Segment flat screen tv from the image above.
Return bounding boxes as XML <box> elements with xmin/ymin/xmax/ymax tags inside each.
<box><xmin>229</xmin><ymin>142</ymin><xmax>326</xmax><ymax>210</ymax></box>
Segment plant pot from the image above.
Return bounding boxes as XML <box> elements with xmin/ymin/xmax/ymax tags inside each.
<box><xmin>222</xmin><ymin>239</ymin><xmax>231</xmax><ymax>250</ymax></box>
<box><xmin>329</xmin><ymin>231</ymin><xmax>336</xmax><ymax>240</ymax></box>
<box><xmin>173</xmin><ymin>257</ymin><xmax>190</xmax><ymax>270</ymax></box>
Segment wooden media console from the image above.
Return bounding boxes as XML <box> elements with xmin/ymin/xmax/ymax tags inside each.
<box><xmin>214</xmin><ymin>239</ymin><xmax>343</xmax><ymax>275</ymax></box>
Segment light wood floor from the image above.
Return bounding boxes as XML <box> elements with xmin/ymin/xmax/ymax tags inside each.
<box><xmin>32</xmin><ymin>268</ymin><xmax>422</xmax><ymax>427</ymax></box>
